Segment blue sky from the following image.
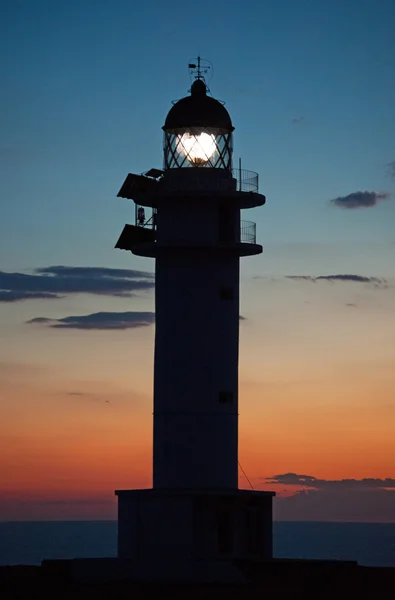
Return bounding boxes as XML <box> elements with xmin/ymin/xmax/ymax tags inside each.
<box><xmin>1</xmin><ymin>0</ymin><xmax>395</xmax><ymax>521</ymax></box>
<box><xmin>1</xmin><ymin>0</ymin><xmax>394</xmax><ymax>274</ymax></box>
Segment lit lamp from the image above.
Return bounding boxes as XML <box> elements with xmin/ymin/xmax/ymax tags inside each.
<box><xmin>176</xmin><ymin>130</ymin><xmax>217</xmax><ymax>166</ymax></box>
<box><xmin>163</xmin><ymin>78</ymin><xmax>234</xmax><ymax>169</ymax></box>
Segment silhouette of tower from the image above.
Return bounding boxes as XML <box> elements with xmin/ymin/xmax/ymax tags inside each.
<box><xmin>114</xmin><ymin>59</ymin><xmax>274</xmax><ymax>581</ymax></box>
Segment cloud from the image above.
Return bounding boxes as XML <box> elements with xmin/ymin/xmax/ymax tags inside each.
<box><xmin>286</xmin><ymin>274</ymin><xmax>387</xmax><ymax>287</ymax></box>
<box><xmin>28</xmin><ymin>311</ymin><xmax>155</xmax><ymax>330</ymax></box>
<box><xmin>265</xmin><ymin>473</ymin><xmax>395</xmax><ymax>490</ymax></box>
<box><xmin>66</xmin><ymin>390</ymin><xmax>110</xmax><ymax>403</ymax></box>
<box><xmin>292</xmin><ymin>116</ymin><xmax>304</xmax><ymax>124</ymax></box>
<box><xmin>330</xmin><ymin>191</ymin><xmax>390</xmax><ymax>209</ymax></box>
<box><xmin>0</xmin><ymin>291</ymin><xmax>61</xmax><ymax>302</ymax></box>
<box><xmin>0</xmin><ymin>266</ymin><xmax>154</xmax><ymax>302</ymax></box>
<box><xmin>28</xmin><ymin>311</ymin><xmax>245</xmax><ymax>330</ymax></box>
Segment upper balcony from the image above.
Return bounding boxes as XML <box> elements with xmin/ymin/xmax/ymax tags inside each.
<box><xmin>232</xmin><ymin>168</ymin><xmax>259</xmax><ymax>193</ymax></box>
<box><xmin>117</xmin><ymin>167</ymin><xmax>263</xmax><ymax>209</ymax></box>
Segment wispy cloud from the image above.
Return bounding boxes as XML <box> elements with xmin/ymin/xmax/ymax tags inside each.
<box><xmin>292</xmin><ymin>116</ymin><xmax>304</xmax><ymax>125</ymax></box>
<box><xmin>66</xmin><ymin>390</ymin><xmax>111</xmax><ymax>403</ymax></box>
<box><xmin>28</xmin><ymin>311</ymin><xmax>155</xmax><ymax>330</ymax></box>
<box><xmin>265</xmin><ymin>473</ymin><xmax>395</xmax><ymax>490</ymax></box>
<box><xmin>285</xmin><ymin>274</ymin><xmax>387</xmax><ymax>287</ymax></box>
<box><xmin>0</xmin><ymin>291</ymin><xmax>60</xmax><ymax>302</ymax></box>
<box><xmin>28</xmin><ymin>311</ymin><xmax>246</xmax><ymax>329</ymax></box>
<box><xmin>0</xmin><ymin>266</ymin><xmax>154</xmax><ymax>302</ymax></box>
<box><xmin>330</xmin><ymin>191</ymin><xmax>390</xmax><ymax>209</ymax></box>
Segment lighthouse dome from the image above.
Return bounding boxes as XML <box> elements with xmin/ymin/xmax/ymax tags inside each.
<box><xmin>163</xmin><ymin>79</ymin><xmax>234</xmax><ymax>132</ymax></box>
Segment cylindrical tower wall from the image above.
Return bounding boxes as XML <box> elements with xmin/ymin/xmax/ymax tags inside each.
<box><xmin>153</xmin><ymin>250</ymin><xmax>240</xmax><ymax>490</ymax></box>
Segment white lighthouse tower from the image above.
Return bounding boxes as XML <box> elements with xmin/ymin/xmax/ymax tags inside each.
<box><xmin>115</xmin><ymin>59</ymin><xmax>274</xmax><ymax>581</ymax></box>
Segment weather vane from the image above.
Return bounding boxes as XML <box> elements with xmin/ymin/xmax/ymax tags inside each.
<box><xmin>188</xmin><ymin>56</ymin><xmax>211</xmax><ymax>82</ymax></box>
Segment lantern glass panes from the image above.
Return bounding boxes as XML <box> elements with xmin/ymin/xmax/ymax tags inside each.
<box><xmin>164</xmin><ymin>127</ymin><xmax>233</xmax><ymax>170</ymax></box>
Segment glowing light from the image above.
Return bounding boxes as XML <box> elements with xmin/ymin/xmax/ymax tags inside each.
<box><xmin>176</xmin><ymin>132</ymin><xmax>217</xmax><ymax>165</ymax></box>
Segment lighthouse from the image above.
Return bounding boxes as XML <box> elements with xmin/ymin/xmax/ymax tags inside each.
<box><xmin>114</xmin><ymin>60</ymin><xmax>274</xmax><ymax>581</ymax></box>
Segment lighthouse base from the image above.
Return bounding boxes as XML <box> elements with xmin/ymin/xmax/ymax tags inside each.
<box><xmin>115</xmin><ymin>488</ymin><xmax>274</xmax><ymax>582</ymax></box>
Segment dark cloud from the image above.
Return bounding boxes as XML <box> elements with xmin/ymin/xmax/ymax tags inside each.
<box><xmin>0</xmin><ymin>266</ymin><xmax>154</xmax><ymax>302</ymax></box>
<box><xmin>291</xmin><ymin>116</ymin><xmax>304</xmax><ymax>125</ymax></box>
<box><xmin>35</xmin><ymin>266</ymin><xmax>151</xmax><ymax>280</ymax></box>
<box><xmin>0</xmin><ymin>291</ymin><xmax>61</xmax><ymax>302</ymax></box>
<box><xmin>286</xmin><ymin>276</ymin><xmax>314</xmax><ymax>281</ymax></box>
<box><xmin>265</xmin><ymin>473</ymin><xmax>395</xmax><ymax>490</ymax></box>
<box><xmin>28</xmin><ymin>311</ymin><xmax>155</xmax><ymax>330</ymax></box>
<box><xmin>28</xmin><ymin>311</ymin><xmax>245</xmax><ymax>330</ymax></box>
<box><xmin>286</xmin><ymin>274</ymin><xmax>387</xmax><ymax>287</ymax></box>
<box><xmin>330</xmin><ymin>191</ymin><xmax>390</xmax><ymax>209</ymax></box>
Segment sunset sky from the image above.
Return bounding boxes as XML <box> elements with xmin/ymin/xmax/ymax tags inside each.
<box><xmin>1</xmin><ymin>0</ymin><xmax>395</xmax><ymax>522</ymax></box>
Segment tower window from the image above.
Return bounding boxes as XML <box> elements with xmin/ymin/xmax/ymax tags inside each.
<box><xmin>219</xmin><ymin>286</ymin><xmax>234</xmax><ymax>301</ymax></box>
<box><xmin>219</xmin><ymin>391</ymin><xmax>233</xmax><ymax>404</ymax></box>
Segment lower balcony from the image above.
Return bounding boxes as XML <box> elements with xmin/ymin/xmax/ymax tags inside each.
<box><xmin>116</xmin><ymin>219</ymin><xmax>259</xmax><ymax>255</ymax></box>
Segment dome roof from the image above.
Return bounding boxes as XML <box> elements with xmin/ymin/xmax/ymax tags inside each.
<box><xmin>163</xmin><ymin>79</ymin><xmax>234</xmax><ymax>131</ymax></box>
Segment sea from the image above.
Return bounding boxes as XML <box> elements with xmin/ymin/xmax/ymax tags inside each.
<box><xmin>0</xmin><ymin>521</ymin><xmax>394</xmax><ymax>568</ymax></box>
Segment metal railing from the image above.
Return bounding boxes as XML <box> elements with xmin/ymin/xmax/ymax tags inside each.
<box><xmin>232</xmin><ymin>168</ymin><xmax>259</xmax><ymax>193</ymax></box>
<box><xmin>240</xmin><ymin>220</ymin><xmax>256</xmax><ymax>244</ymax></box>
<box><xmin>135</xmin><ymin>205</ymin><xmax>157</xmax><ymax>229</ymax></box>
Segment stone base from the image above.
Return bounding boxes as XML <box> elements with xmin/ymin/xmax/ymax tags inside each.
<box><xmin>114</xmin><ymin>488</ymin><xmax>274</xmax><ymax>581</ymax></box>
